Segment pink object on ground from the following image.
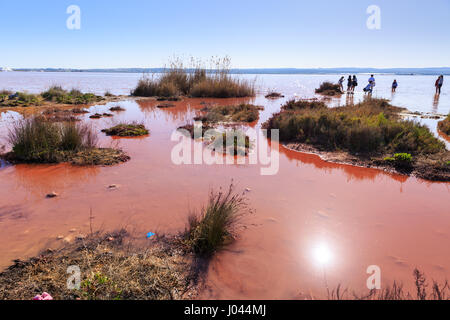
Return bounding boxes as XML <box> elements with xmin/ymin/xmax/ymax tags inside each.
<box><xmin>33</xmin><ymin>292</ymin><xmax>53</xmax><ymax>300</ymax></box>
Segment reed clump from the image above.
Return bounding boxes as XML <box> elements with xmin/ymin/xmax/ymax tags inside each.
<box><xmin>185</xmin><ymin>184</ymin><xmax>249</xmax><ymax>257</ymax></box>
<box><xmin>132</xmin><ymin>57</ymin><xmax>255</xmax><ymax>99</ymax></box>
<box><xmin>4</xmin><ymin>117</ymin><xmax>128</xmax><ymax>165</ymax></box>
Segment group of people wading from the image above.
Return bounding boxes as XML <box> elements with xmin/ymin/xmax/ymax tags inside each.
<box><xmin>337</xmin><ymin>74</ymin><xmax>444</xmax><ymax>96</ymax></box>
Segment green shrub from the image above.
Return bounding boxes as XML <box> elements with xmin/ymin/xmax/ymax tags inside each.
<box><xmin>384</xmin><ymin>153</ymin><xmax>413</xmax><ymax>166</ymax></box>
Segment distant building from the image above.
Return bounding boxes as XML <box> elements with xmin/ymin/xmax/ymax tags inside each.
<box><xmin>0</xmin><ymin>67</ymin><xmax>13</xmax><ymax>72</ymax></box>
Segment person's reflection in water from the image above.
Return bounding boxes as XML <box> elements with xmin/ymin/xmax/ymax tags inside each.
<box><xmin>345</xmin><ymin>91</ymin><xmax>354</xmax><ymax>106</ymax></box>
<box><xmin>433</xmin><ymin>93</ymin><xmax>440</xmax><ymax>113</ymax></box>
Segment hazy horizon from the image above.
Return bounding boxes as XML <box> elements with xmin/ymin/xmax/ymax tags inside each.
<box><xmin>5</xmin><ymin>67</ymin><xmax>450</xmax><ymax>76</ymax></box>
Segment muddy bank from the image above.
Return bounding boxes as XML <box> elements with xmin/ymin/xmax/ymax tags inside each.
<box><xmin>284</xmin><ymin>143</ymin><xmax>450</xmax><ymax>182</ymax></box>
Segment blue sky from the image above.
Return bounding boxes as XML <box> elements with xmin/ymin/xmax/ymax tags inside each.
<box><xmin>0</xmin><ymin>0</ymin><xmax>449</xmax><ymax>68</ymax></box>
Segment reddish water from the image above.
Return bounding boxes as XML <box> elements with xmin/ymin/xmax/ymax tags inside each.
<box><xmin>0</xmin><ymin>96</ymin><xmax>449</xmax><ymax>299</ymax></box>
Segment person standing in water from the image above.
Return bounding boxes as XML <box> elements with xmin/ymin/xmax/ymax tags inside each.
<box><xmin>347</xmin><ymin>76</ymin><xmax>352</xmax><ymax>93</ymax></box>
<box><xmin>338</xmin><ymin>76</ymin><xmax>345</xmax><ymax>93</ymax></box>
<box><xmin>392</xmin><ymin>79</ymin><xmax>398</xmax><ymax>93</ymax></box>
<box><xmin>368</xmin><ymin>74</ymin><xmax>376</xmax><ymax>90</ymax></box>
<box><xmin>435</xmin><ymin>75</ymin><xmax>444</xmax><ymax>95</ymax></box>
<box><xmin>352</xmin><ymin>75</ymin><xmax>358</xmax><ymax>93</ymax></box>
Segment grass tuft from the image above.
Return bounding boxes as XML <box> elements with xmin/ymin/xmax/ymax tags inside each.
<box><xmin>185</xmin><ymin>184</ymin><xmax>249</xmax><ymax>257</ymax></box>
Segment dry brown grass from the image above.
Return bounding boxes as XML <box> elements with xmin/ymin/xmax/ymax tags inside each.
<box><xmin>0</xmin><ymin>230</ymin><xmax>196</xmax><ymax>300</ymax></box>
<box><xmin>328</xmin><ymin>269</ymin><xmax>450</xmax><ymax>300</ymax></box>
<box><xmin>132</xmin><ymin>57</ymin><xmax>255</xmax><ymax>98</ymax></box>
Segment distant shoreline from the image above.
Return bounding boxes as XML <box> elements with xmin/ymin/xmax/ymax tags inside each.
<box><xmin>2</xmin><ymin>67</ymin><xmax>450</xmax><ymax>76</ymax></box>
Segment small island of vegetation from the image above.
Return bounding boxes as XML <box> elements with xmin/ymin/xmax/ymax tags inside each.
<box><xmin>2</xmin><ymin>117</ymin><xmax>129</xmax><ymax>166</ymax></box>
<box><xmin>0</xmin><ymin>86</ymin><xmax>104</xmax><ymax>108</ymax></box>
<box><xmin>102</xmin><ymin>123</ymin><xmax>149</xmax><ymax>137</ymax></box>
<box><xmin>263</xmin><ymin>98</ymin><xmax>449</xmax><ymax>181</ymax></box>
<box><xmin>131</xmin><ymin>57</ymin><xmax>255</xmax><ymax>99</ymax></box>
<box><xmin>194</xmin><ymin>103</ymin><xmax>263</xmax><ymax>124</ymax></box>
<box><xmin>315</xmin><ymin>81</ymin><xmax>343</xmax><ymax>96</ymax></box>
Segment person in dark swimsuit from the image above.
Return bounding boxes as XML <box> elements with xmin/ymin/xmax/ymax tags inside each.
<box><xmin>392</xmin><ymin>80</ymin><xmax>398</xmax><ymax>93</ymax></box>
<box><xmin>352</xmin><ymin>75</ymin><xmax>358</xmax><ymax>93</ymax></box>
<box><xmin>347</xmin><ymin>76</ymin><xmax>352</xmax><ymax>93</ymax></box>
